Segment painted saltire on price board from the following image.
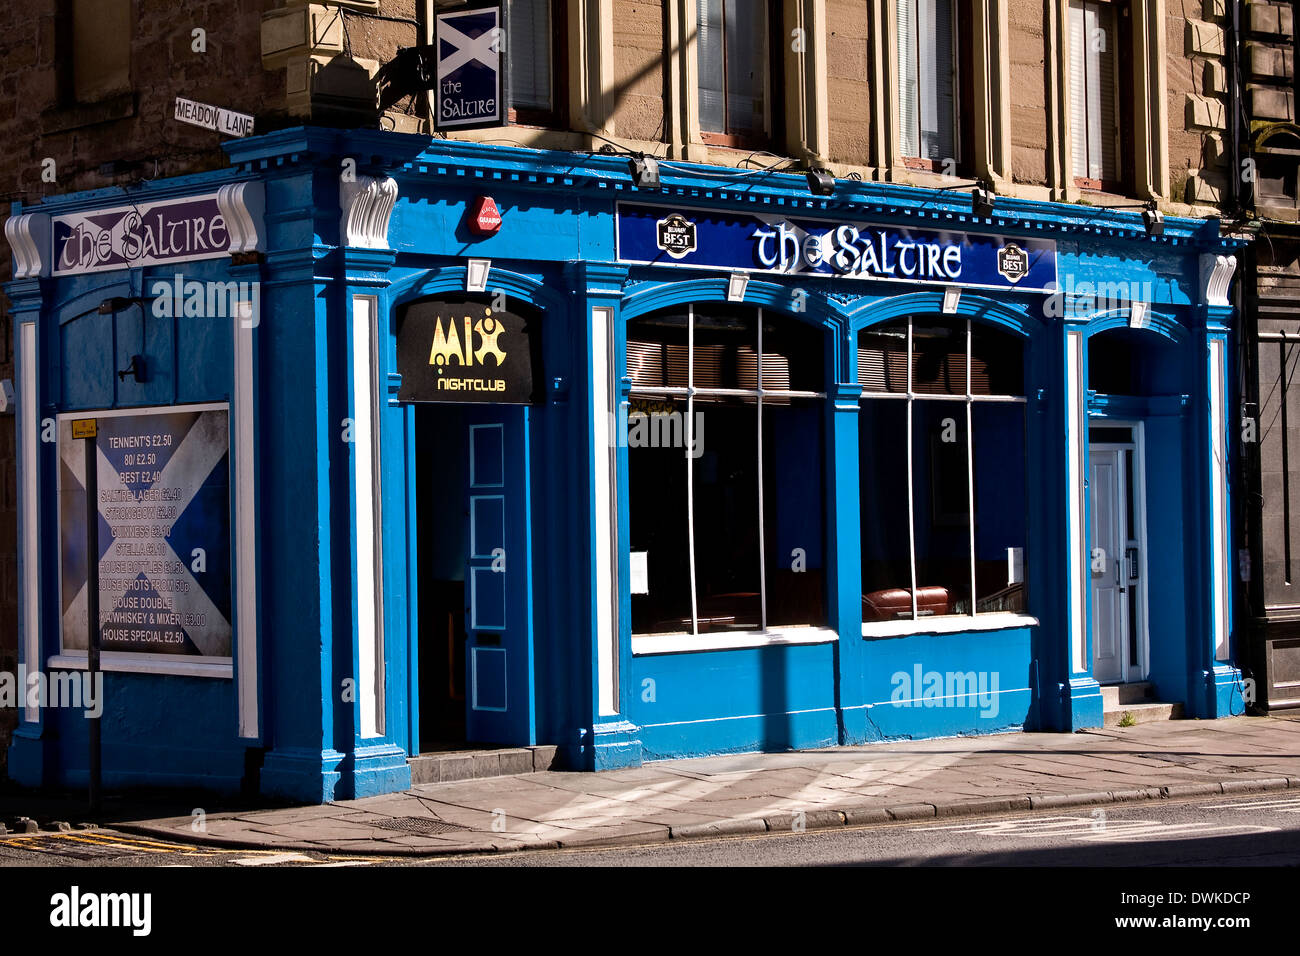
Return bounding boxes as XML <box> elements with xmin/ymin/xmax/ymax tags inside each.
<box><xmin>58</xmin><ymin>404</ymin><xmax>232</xmax><ymax>659</ymax></box>
<box><xmin>615</xmin><ymin>201</ymin><xmax>1059</xmax><ymax>292</ymax></box>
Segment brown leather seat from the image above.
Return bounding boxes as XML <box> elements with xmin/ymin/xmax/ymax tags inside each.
<box><xmin>863</xmin><ymin>586</ymin><xmax>950</xmax><ymax>621</ymax></box>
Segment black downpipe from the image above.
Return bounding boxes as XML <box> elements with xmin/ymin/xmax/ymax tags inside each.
<box><xmin>1227</xmin><ymin>0</ymin><xmax>1245</xmax><ymax>218</ymax></box>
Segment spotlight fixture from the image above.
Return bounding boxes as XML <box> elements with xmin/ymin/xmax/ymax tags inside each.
<box><xmin>628</xmin><ymin>154</ymin><xmax>661</xmax><ymax>189</ymax></box>
<box><xmin>117</xmin><ymin>355</ymin><xmax>147</xmax><ymax>383</ymax></box>
<box><xmin>971</xmin><ymin>181</ymin><xmax>996</xmax><ymax>218</ymax></box>
<box><xmin>97</xmin><ymin>296</ymin><xmax>152</xmax><ymax>315</ymax></box>
<box><xmin>727</xmin><ymin>271</ymin><xmax>750</xmax><ymax>303</ymax></box>
<box><xmin>1142</xmin><ymin>203</ymin><xmax>1164</xmax><ymax>236</ymax></box>
<box><xmin>465</xmin><ymin>258</ymin><xmax>492</xmax><ymax>292</ymax></box>
<box><xmin>805</xmin><ymin>167</ymin><xmax>835</xmax><ymax>196</ymax></box>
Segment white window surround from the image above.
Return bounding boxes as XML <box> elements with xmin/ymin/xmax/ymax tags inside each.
<box><xmin>632</xmin><ymin>625</ymin><xmax>839</xmax><ymax>656</ymax></box>
<box><xmin>862</xmin><ymin>612</ymin><xmax>1039</xmax><ymax>639</ymax></box>
<box><xmin>47</xmin><ymin>654</ymin><xmax>233</xmax><ymax>678</ymax></box>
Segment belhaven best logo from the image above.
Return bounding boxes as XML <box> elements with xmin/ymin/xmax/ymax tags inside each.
<box><xmin>655</xmin><ymin>213</ymin><xmax>697</xmax><ymax>259</ymax></box>
<box><xmin>996</xmin><ymin>242</ymin><xmax>1030</xmax><ymax>283</ymax></box>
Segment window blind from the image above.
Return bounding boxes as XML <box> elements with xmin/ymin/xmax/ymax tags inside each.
<box><xmin>697</xmin><ymin>0</ymin><xmax>725</xmax><ymax>132</ymax></box>
<box><xmin>1069</xmin><ymin>0</ymin><xmax>1117</xmax><ymax>182</ymax></box>
<box><xmin>919</xmin><ymin>0</ymin><xmax>955</xmax><ymax>161</ymax></box>
<box><xmin>898</xmin><ymin>0</ymin><xmax>919</xmax><ymax>157</ymax></box>
<box><xmin>898</xmin><ymin>0</ymin><xmax>955</xmax><ymax>162</ymax></box>
<box><xmin>508</xmin><ymin>0</ymin><xmax>552</xmax><ymax>113</ymax></box>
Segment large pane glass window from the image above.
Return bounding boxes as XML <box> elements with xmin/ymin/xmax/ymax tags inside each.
<box><xmin>697</xmin><ymin>0</ymin><xmax>770</xmax><ymax>146</ymax></box>
<box><xmin>627</xmin><ymin>305</ymin><xmax>826</xmax><ymax>636</ymax></box>
<box><xmin>859</xmin><ymin>317</ymin><xmax>1028</xmax><ymax>622</ymax></box>
<box><xmin>897</xmin><ymin>0</ymin><xmax>957</xmax><ymax>165</ymax></box>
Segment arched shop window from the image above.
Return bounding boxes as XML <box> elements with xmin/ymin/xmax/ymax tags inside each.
<box><xmin>625</xmin><ymin>305</ymin><xmax>827</xmax><ymax>636</ymax></box>
<box><xmin>858</xmin><ymin>316</ymin><xmax>1027</xmax><ymax>622</ymax></box>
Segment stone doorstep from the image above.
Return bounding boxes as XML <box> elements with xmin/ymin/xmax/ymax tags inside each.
<box><xmin>1103</xmin><ymin>700</ymin><xmax>1186</xmax><ymax>728</ymax></box>
<box><xmin>408</xmin><ymin>745</ymin><xmax>558</xmax><ymax>785</ymax></box>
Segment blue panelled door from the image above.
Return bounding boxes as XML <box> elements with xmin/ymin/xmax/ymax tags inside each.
<box><xmin>463</xmin><ymin>405</ymin><xmax>536</xmax><ymax>745</ymax></box>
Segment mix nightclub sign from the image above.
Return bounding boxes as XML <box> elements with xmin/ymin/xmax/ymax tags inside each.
<box><xmin>52</xmin><ymin>193</ymin><xmax>231</xmax><ymax>276</ymax></box>
<box><xmin>59</xmin><ymin>406</ymin><xmax>232</xmax><ymax>659</ymax></box>
<box><xmin>396</xmin><ymin>297</ymin><xmax>540</xmax><ymax>404</ymax></box>
<box><xmin>616</xmin><ymin>202</ymin><xmax>1059</xmax><ymax>292</ymax></box>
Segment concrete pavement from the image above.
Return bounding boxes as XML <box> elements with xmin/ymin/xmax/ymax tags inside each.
<box><xmin>115</xmin><ymin>715</ymin><xmax>1300</xmax><ymax>856</ymax></box>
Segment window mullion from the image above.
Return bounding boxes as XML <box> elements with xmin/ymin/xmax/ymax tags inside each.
<box><xmin>906</xmin><ymin>319</ymin><xmax>918</xmax><ymax>620</ymax></box>
<box><xmin>757</xmin><ymin>308</ymin><xmax>768</xmax><ymax>632</ymax></box>
<box><xmin>966</xmin><ymin>318</ymin><xmax>977</xmax><ymax>617</ymax></box>
<box><xmin>687</xmin><ymin>303</ymin><xmax>699</xmax><ymax>636</ymax></box>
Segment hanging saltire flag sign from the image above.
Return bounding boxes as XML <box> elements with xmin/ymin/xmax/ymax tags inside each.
<box><xmin>58</xmin><ymin>404</ymin><xmax>232</xmax><ymax>659</ymax></box>
<box><xmin>433</xmin><ymin>3</ymin><xmax>505</xmax><ymax>131</ymax></box>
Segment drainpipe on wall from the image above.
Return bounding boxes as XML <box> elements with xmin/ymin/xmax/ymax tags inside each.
<box><xmin>1226</xmin><ymin>0</ymin><xmax>1244</xmax><ymax>218</ymax></box>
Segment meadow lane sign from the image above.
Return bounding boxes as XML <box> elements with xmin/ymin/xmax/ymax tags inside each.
<box><xmin>173</xmin><ymin>97</ymin><xmax>255</xmax><ymax>137</ymax></box>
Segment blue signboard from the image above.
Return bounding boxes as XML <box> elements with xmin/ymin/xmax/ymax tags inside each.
<box><xmin>434</xmin><ymin>4</ymin><xmax>504</xmax><ymax>131</ymax></box>
<box><xmin>615</xmin><ymin>202</ymin><xmax>1058</xmax><ymax>292</ymax></box>
<box><xmin>58</xmin><ymin>405</ymin><xmax>232</xmax><ymax>659</ymax></box>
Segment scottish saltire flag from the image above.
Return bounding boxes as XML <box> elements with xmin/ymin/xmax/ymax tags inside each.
<box><xmin>59</xmin><ymin>406</ymin><xmax>232</xmax><ymax>658</ymax></box>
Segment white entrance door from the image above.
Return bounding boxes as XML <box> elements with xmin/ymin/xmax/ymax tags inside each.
<box><xmin>1088</xmin><ymin>442</ymin><xmax>1144</xmax><ymax>683</ymax></box>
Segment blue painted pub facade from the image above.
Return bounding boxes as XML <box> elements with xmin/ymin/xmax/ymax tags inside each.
<box><xmin>4</xmin><ymin>127</ymin><xmax>1248</xmax><ymax>802</ymax></box>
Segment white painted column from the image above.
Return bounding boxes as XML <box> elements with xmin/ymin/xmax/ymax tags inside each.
<box><xmin>233</xmin><ymin>300</ymin><xmax>260</xmax><ymax>738</ymax></box>
<box><xmin>1208</xmin><ymin>336</ymin><xmax>1231</xmax><ymax>662</ymax></box>
<box><xmin>352</xmin><ymin>294</ymin><xmax>385</xmax><ymax>737</ymax></box>
<box><xmin>1066</xmin><ymin>329</ymin><xmax>1088</xmax><ymax>674</ymax></box>
<box><xmin>19</xmin><ymin>321</ymin><xmax>40</xmax><ymax>723</ymax></box>
<box><xmin>592</xmin><ymin>305</ymin><xmax>618</xmax><ymax>716</ymax></box>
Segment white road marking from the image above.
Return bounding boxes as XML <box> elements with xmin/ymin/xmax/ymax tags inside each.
<box><xmin>1204</xmin><ymin>796</ymin><xmax>1300</xmax><ymax>813</ymax></box>
<box><xmin>917</xmin><ymin>814</ymin><xmax>1277</xmax><ymax>843</ymax></box>
<box><xmin>232</xmin><ymin>853</ymin><xmax>316</xmax><ymax>866</ymax></box>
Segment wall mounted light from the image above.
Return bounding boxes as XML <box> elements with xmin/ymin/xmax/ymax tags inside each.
<box><xmin>628</xmin><ymin>155</ymin><xmax>661</xmax><ymax>189</ymax></box>
<box><xmin>727</xmin><ymin>271</ymin><xmax>750</xmax><ymax>302</ymax></box>
<box><xmin>1128</xmin><ymin>301</ymin><xmax>1150</xmax><ymax>330</ymax></box>
<box><xmin>805</xmin><ymin>168</ymin><xmax>835</xmax><ymax>196</ymax></box>
<box><xmin>971</xmin><ymin>181</ymin><xmax>996</xmax><ymax>218</ymax></box>
<box><xmin>117</xmin><ymin>355</ymin><xmax>148</xmax><ymax>383</ymax></box>
<box><xmin>1142</xmin><ymin>203</ymin><xmax>1165</xmax><ymax>236</ymax></box>
<box><xmin>942</xmin><ymin>287</ymin><xmax>961</xmax><ymax>314</ymax></box>
<box><xmin>466</xmin><ymin>258</ymin><xmax>491</xmax><ymax>292</ymax></box>
<box><xmin>97</xmin><ymin>296</ymin><xmax>153</xmax><ymax>315</ymax></box>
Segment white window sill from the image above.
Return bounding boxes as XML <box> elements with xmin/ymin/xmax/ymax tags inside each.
<box><xmin>632</xmin><ymin>626</ymin><xmax>839</xmax><ymax>656</ymax></box>
<box><xmin>47</xmin><ymin>654</ymin><xmax>233</xmax><ymax>678</ymax></box>
<box><xmin>861</xmin><ymin>612</ymin><xmax>1039</xmax><ymax>639</ymax></box>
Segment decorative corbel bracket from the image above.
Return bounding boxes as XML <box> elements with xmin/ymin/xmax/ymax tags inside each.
<box><xmin>216</xmin><ymin>181</ymin><xmax>267</xmax><ymax>255</ymax></box>
<box><xmin>340</xmin><ymin>175</ymin><xmax>398</xmax><ymax>250</ymax></box>
<box><xmin>1200</xmin><ymin>253</ymin><xmax>1237</xmax><ymax>308</ymax></box>
<box><xmin>3</xmin><ymin>213</ymin><xmax>51</xmax><ymax>279</ymax></box>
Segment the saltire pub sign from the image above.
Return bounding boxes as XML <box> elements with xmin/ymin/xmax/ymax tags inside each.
<box><xmin>396</xmin><ymin>296</ymin><xmax>541</xmax><ymax>404</ymax></box>
<box><xmin>615</xmin><ymin>201</ymin><xmax>1059</xmax><ymax>293</ymax></box>
<box><xmin>433</xmin><ymin>3</ymin><xmax>505</xmax><ymax>131</ymax></box>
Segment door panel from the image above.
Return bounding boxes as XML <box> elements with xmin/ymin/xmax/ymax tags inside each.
<box><xmin>463</xmin><ymin>407</ymin><xmax>535</xmax><ymax>744</ymax></box>
<box><xmin>1089</xmin><ymin>448</ymin><xmax>1126</xmax><ymax>683</ymax></box>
